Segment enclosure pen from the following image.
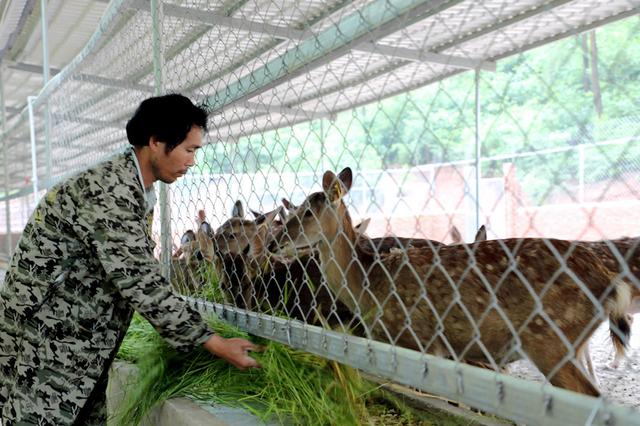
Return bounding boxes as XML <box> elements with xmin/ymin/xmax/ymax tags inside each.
<box><xmin>1</xmin><ymin>0</ymin><xmax>639</xmax><ymax>425</ymax></box>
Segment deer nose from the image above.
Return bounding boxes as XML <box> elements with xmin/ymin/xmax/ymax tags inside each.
<box><xmin>267</xmin><ymin>240</ymin><xmax>279</xmax><ymax>253</ymax></box>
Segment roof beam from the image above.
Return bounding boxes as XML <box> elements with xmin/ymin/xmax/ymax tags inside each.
<box><xmin>7</xmin><ymin>60</ymin><xmax>61</xmax><ymax>75</ymax></box>
<box><xmin>50</xmin><ymin>113</ymin><xmax>123</xmax><ymax>130</ymax></box>
<box><xmin>7</xmin><ymin>61</ymin><xmax>153</xmax><ymax>92</ymax></box>
<box><xmin>72</xmin><ymin>73</ymin><xmax>153</xmax><ymax>93</ymax></box>
<box><xmin>0</xmin><ymin>0</ymin><xmax>38</xmax><ymax>61</ymax></box>
<box><xmin>127</xmin><ymin>0</ymin><xmax>310</xmax><ymax>41</ymax></box>
<box><xmin>127</xmin><ymin>0</ymin><xmax>484</xmax><ymax>73</ymax></box>
<box><xmin>242</xmin><ymin>102</ymin><xmax>333</xmax><ymax>121</ymax></box>
<box><xmin>354</xmin><ymin>42</ymin><xmax>496</xmax><ymax>71</ymax></box>
<box><xmin>215</xmin><ymin>0</ymin><xmax>635</xmax><ymax>141</ymax></box>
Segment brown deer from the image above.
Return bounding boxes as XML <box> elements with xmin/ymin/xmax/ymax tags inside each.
<box><xmin>473</xmin><ymin>226</ymin><xmax>637</xmax><ymax>374</ymax></box>
<box><xmin>270</xmin><ymin>167</ymin><xmax>632</xmax><ymax>397</ymax></box>
<box><xmin>577</xmin><ymin>238</ymin><xmax>639</xmax><ymax>370</ymax></box>
<box><xmin>211</xmin><ymin>201</ymin><xmax>360</xmax><ymax>332</ymax></box>
<box><xmin>173</xmin><ymin>229</ymin><xmax>197</xmax><ymax>260</ymax></box>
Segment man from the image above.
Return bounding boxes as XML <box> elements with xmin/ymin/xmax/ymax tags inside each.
<box><xmin>0</xmin><ymin>94</ymin><xmax>259</xmax><ymax>425</ymax></box>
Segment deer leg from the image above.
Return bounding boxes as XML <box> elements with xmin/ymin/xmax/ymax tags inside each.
<box><xmin>550</xmin><ymin>362</ymin><xmax>600</xmax><ymax>397</ymax></box>
<box><xmin>581</xmin><ymin>344</ymin><xmax>598</xmax><ymax>386</ymax></box>
<box><xmin>524</xmin><ymin>337</ymin><xmax>600</xmax><ymax>397</ymax></box>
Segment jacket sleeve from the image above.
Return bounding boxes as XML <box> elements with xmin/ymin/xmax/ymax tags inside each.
<box><xmin>69</xmin><ymin>176</ymin><xmax>215</xmax><ymax>351</ymax></box>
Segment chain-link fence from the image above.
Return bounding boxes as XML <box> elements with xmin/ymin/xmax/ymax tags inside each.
<box><xmin>1</xmin><ymin>1</ymin><xmax>639</xmax><ymax>424</ymax></box>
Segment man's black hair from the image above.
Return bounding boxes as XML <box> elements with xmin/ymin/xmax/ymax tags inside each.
<box><xmin>126</xmin><ymin>93</ymin><xmax>208</xmax><ymax>152</ymax></box>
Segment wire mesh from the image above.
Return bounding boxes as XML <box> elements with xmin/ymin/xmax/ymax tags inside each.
<box><xmin>1</xmin><ymin>0</ymin><xmax>639</xmax><ymax>423</ymax></box>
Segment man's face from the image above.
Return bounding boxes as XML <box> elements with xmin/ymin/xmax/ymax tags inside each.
<box><xmin>150</xmin><ymin>125</ymin><xmax>203</xmax><ymax>184</ymax></box>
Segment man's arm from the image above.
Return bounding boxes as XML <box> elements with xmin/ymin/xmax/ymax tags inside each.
<box><xmin>69</xmin><ymin>178</ymin><xmax>258</xmax><ymax>368</ymax></box>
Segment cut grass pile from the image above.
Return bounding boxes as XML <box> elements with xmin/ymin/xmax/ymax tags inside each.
<box><xmin>115</xmin><ymin>313</ymin><xmax>375</xmax><ymax>425</ymax></box>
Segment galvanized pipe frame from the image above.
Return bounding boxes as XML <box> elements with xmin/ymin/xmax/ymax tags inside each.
<box><xmin>204</xmin><ymin>0</ymin><xmax>454</xmax><ymax>112</ymax></box>
<box><xmin>151</xmin><ymin>0</ymin><xmax>173</xmax><ymax>280</ymax></box>
<box><xmin>187</xmin><ymin>299</ymin><xmax>640</xmax><ymax>426</ymax></box>
<box><xmin>200</xmin><ymin>1</ymin><xmax>638</xmax><ymax>147</ymax></box>
<box><xmin>0</xmin><ymin>65</ymin><xmax>11</xmax><ymax>256</ymax></box>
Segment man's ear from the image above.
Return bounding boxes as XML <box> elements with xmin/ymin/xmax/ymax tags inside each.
<box><xmin>149</xmin><ymin>136</ymin><xmax>162</xmax><ymax>152</ymax></box>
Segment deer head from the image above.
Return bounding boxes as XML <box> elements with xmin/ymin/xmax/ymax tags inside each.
<box><xmin>273</xmin><ymin>168</ymin><xmax>353</xmax><ymax>252</ymax></box>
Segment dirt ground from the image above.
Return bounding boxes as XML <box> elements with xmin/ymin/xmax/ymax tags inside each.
<box><xmin>507</xmin><ymin>314</ymin><xmax>640</xmax><ymax>409</ymax></box>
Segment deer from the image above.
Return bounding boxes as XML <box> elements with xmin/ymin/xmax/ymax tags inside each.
<box><xmin>173</xmin><ymin>229</ymin><xmax>197</xmax><ymax>260</ymax></box>
<box><xmin>284</xmin><ymin>197</ymin><xmax>445</xmax><ymax>255</ymax></box>
<box><xmin>576</xmin><ymin>238</ymin><xmax>640</xmax><ymax>372</ymax></box>
<box><xmin>211</xmin><ymin>201</ymin><xmax>361</xmax><ymax>333</ymax></box>
<box><xmin>211</xmin><ymin>201</ymin><xmax>283</xmax><ymax>305</ymax></box>
<box><xmin>269</xmin><ymin>167</ymin><xmax>632</xmax><ymax>397</ymax></box>
<box><xmin>472</xmin><ymin>225</ymin><xmax>637</xmax><ymax>376</ymax></box>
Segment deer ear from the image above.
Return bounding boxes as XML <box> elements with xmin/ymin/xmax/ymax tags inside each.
<box><xmin>355</xmin><ymin>218</ymin><xmax>371</xmax><ymax>234</ymax></box>
<box><xmin>277</xmin><ymin>207</ymin><xmax>288</xmax><ymax>223</ymax></box>
<box><xmin>281</xmin><ymin>198</ymin><xmax>296</xmax><ymax>212</ymax></box>
<box><xmin>250</xmin><ymin>208</ymin><xmax>261</xmax><ymax>219</ymax></box>
<box><xmin>475</xmin><ymin>225</ymin><xmax>487</xmax><ymax>242</ymax></box>
<box><xmin>232</xmin><ymin>200</ymin><xmax>245</xmax><ymax>218</ymax></box>
<box><xmin>322</xmin><ymin>170</ymin><xmax>347</xmax><ymax>203</ymax></box>
<box><xmin>264</xmin><ymin>207</ymin><xmax>282</xmax><ymax>225</ymax></box>
<box><xmin>251</xmin><ymin>227</ymin><xmax>268</xmax><ymax>258</ymax></box>
<box><xmin>255</xmin><ymin>206</ymin><xmax>282</xmax><ymax>226</ymax></box>
<box><xmin>337</xmin><ymin>167</ymin><xmax>353</xmax><ymax>191</ymax></box>
<box><xmin>450</xmin><ymin>226</ymin><xmax>462</xmax><ymax>244</ymax></box>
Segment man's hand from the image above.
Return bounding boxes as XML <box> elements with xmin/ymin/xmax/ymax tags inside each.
<box><xmin>203</xmin><ymin>334</ymin><xmax>261</xmax><ymax>370</ymax></box>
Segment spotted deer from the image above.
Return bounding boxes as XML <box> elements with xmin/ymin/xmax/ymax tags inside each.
<box><xmin>578</xmin><ymin>238</ymin><xmax>639</xmax><ymax>370</ymax></box>
<box><xmin>270</xmin><ymin>167</ymin><xmax>632</xmax><ymax>396</ymax></box>
<box><xmin>473</xmin><ymin>226</ymin><xmax>637</xmax><ymax>374</ymax></box>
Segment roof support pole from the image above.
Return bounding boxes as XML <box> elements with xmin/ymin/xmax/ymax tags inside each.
<box><xmin>41</xmin><ymin>0</ymin><xmax>52</xmax><ymax>184</ymax></box>
<box><xmin>27</xmin><ymin>96</ymin><xmax>39</xmax><ymax>205</ymax></box>
<box><xmin>0</xmin><ymin>66</ymin><xmax>12</xmax><ymax>257</ymax></box>
<box><xmin>151</xmin><ymin>0</ymin><xmax>172</xmax><ymax>279</ymax></box>
<box><xmin>474</xmin><ymin>69</ymin><xmax>481</xmax><ymax>234</ymax></box>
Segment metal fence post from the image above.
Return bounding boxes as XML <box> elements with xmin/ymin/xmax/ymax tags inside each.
<box><xmin>0</xmin><ymin>65</ymin><xmax>11</xmax><ymax>257</ymax></box>
<box><xmin>151</xmin><ymin>0</ymin><xmax>171</xmax><ymax>279</ymax></box>
<box><xmin>27</xmin><ymin>96</ymin><xmax>39</xmax><ymax>205</ymax></box>
<box><xmin>474</xmin><ymin>69</ymin><xmax>481</xmax><ymax>232</ymax></box>
<box><xmin>41</xmin><ymin>0</ymin><xmax>52</xmax><ymax>184</ymax></box>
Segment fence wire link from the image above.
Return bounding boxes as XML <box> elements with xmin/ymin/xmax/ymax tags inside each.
<box><xmin>1</xmin><ymin>1</ymin><xmax>639</xmax><ymax>424</ymax></box>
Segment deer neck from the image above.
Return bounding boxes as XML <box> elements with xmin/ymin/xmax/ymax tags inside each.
<box><xmin>316</xmin><ymin>209</ymin><xmax>369</xmax><ymax>313</ymax></box>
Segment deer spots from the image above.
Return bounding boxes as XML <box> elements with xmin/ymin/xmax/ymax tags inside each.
<box><xmin>527</xmin><ymin>316</ymin><xmax>548</xmax><ymax>337</ymax></box>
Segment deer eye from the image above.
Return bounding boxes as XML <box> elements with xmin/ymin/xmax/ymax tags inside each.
<box><xmin>304</xmin><ymin>210</ymin><xmax>313</xmax><ymax>218</ymax></box>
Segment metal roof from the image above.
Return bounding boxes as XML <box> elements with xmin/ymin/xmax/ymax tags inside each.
<box><xmin>0</xmin><ymin>0</ymin><xmax>638</xmax><ymax>192</ymax></box>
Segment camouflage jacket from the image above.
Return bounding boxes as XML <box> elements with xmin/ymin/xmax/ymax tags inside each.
<box><xmin>0</xmin><ymin>148</ymin><xmax>214</xmax><ymax>425</ymax></box>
